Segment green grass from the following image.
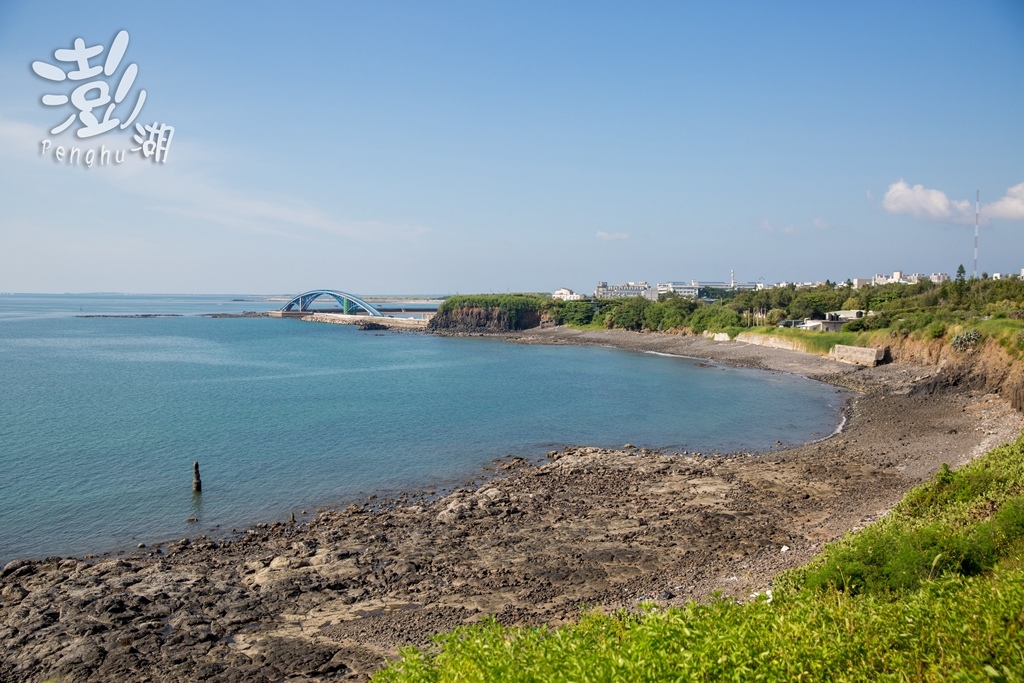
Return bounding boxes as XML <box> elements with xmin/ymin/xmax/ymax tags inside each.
<box><xmin>564</xmin><ymin>318</ymin><xmax>611</xmax><ymax>331</ymax></box>
<box><xmin>787</xmin><ymin>440</ymin><xmax>1024</xmax><ymax>597</ymax></box>
<box><xmin>969</xmin><ymin>319</ymin><xmax>1024</xmax><ymax>358</ymax></box>
<box><xmin>740</xmin><ymin>326</ymin><xmax>867</xmax><ymax>354</ymax></box>
<box><xmin>374</xmin><ymin>436</ymin><xmax>1024</xmax><ymax>683</ymax></box>
<box><xmin>376</xmin><ymin>570</ymin><xmax>1024</xmax><ymax>682</ymax></box>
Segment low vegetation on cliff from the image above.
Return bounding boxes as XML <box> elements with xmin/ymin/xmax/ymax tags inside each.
<box><xmin>375</xmin><ymin>435</ymin><xmax>1024</xmax><ymax>682</ymax></box>
<box><xmin>427</xmin><ymin>294</ymin><xmax>554</xmax><ymax>333</ymax></box>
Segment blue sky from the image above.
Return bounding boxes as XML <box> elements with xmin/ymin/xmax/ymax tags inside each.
<box><xmin>1</xmin><ymin>1</ymin><xmax>1022</xmax><ymax>295</ymax></box>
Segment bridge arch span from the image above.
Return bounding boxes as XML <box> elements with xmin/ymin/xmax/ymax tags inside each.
<box><xmin>280</xmin><ymin>290</ymin><xmax>384</xmax><ymax>317</ymax></box>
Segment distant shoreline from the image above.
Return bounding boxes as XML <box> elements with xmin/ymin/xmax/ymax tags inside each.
<box><xmin>506</xmin><ymin>326</ymin><xmax>845</xmax><ymax>378</ymax></box>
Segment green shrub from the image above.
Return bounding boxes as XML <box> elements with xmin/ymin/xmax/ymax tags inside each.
<box><xmin>644</xmin><ymin>296</ymin><xmax>699</xmax><ymax>331</ymax></box>
<box><xmin>688</xmin><ymin>305</ymin><xmax>741</xmax><ymax>334</ymax></box>
<box><xmin>800</xmin><ymin>519</ymin><xmax>1003</xmax><ymax>595</ymax></box>
<box><xmin>925</xmin><ymin>321</ymin><xmax>947</xmax><ymax>339</ymax></box>
<box><xmin>558</xmin><ymin>300</ymin><xmax>595</xmax><ymax>326</ymax></box>
<box><xmin>951</xmin><ymin>329</ymin><xmax>982</xmax><ymax>352</ymax></box>
<box><xmin>609</xmin><ymin>297</ymin><xmax>651</xmax><ymax>331</ymax></box>
<box><xmin>796</xmin><ymin>437</ymin><xmax>1024</xmax><ymax>597</ymax></box>
<box><xmin>842</xmin><ymin>312</ymin><xmax>891</xmax><ymax>332</ymax></box>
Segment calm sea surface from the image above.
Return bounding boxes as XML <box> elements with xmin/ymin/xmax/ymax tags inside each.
<box><xmin>0</xmin><ymin>294</ymin><xmax>845</xmax><ymax>564</ymax></box>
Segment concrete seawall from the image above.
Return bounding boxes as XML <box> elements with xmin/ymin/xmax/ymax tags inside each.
<box><xmin>735</xmin><ymin>333</ymin><xmax>886</xmax><ymax>366</ymax></box>
<box><xmin>829</xmin><ymin>344</ymin><xmax>887</xmax><ymax>367</ymax></box>
<box><xmin>734</xmin><ymin>332</ymin><xmax>804</xmax><ymax>352</ymax></box>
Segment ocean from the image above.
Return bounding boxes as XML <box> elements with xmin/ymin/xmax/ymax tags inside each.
<box><xmin>0</xmin><ymin>293</ymin><xmax>845</xmax><ymax>564</ymax></box>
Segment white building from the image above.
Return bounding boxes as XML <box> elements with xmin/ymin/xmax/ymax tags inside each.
<box><xmin>872</xmin><ymin>271</ymin><xmax>909</xmax><ymax>286</ymax></box>
<box><xmin>594</xmin><ymin>281</ymin><xmax>657</xmax><ymax>300</ymax></box>
<box><xmin>657</xmin><ymin>282</ymin><xmax>699</xmax><ymax>298</ymax></box>
<box><xmin>552</xmin><ymin>288</ymin><xmax>584</xmax><ymax>301</ymax></box>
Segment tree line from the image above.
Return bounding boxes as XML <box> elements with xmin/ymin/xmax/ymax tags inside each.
<box><xmin>550</xmin><ymin>270</ymin><xmax>1024</xmax><ymax>334</ymax></box>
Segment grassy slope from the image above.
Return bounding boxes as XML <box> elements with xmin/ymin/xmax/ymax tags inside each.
<box><xmin>374</xmin><ymin>437</ymin><xmax>1024</xmax><ymax>682</ymax></box>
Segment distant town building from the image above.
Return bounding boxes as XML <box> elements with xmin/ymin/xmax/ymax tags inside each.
<box><xmin>855</xmin><ymin>271</ymin><xmax>949</xmax><ymax>286</ymax></box>
<box><xmin>594</xmin><ymin>281</ymin><xmax>657</xmax><ymax>300</ymax></box>
<box><xmin>552</xmin><ymin>288</ymin><xmax>584</xmax><ymax>301</ymax></box>
<box><xmin>656</xmin><ymin>282</ymin><xmax>699</xmax><ymax>298</ymax></box>
<box><xmin>872</xmin><ymin>270</ymin><xmax>910</xmax><ymax>285</ymax></box>
<box><xmin>796</xmin><ymin>309</ymin><xmax>865</xmax><ymax>332</ymax></box>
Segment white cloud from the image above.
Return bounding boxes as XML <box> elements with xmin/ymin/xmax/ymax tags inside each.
<box><xmin>0</xmin><ymin>115</ymin><xmax>431</xmax><ymax>245</ymax></box>
<box><xmin>986</xmin><ymin>182</ymin><xmax>1024</xmax><ymax>220</ymax></box>
<box><xmin>883</xmin><ymin>179</ymin><xmax>1024</xmax><ymax>224</ymax></box>
<box><xmin>882</xmin><ymin>179</ymin><xmax>973</xmax><ymax>223</ymax></box>
<box><xmin>812</xmin><ymin>217</ymin><xmax>830</xmax><ymax>231</ymax></box>
<box><xmin>102</xmin><ymin>149</ymin><xmax>430</xmax><ymax>243</ymax></box>
<box><xmin>0</xmin><ymin>119</ymin><xmax>44</xmax><ymax>160</ymax></box>
<box><xmin>760</xmin><ymin>219</ymin><xmax>797</xmax><ymax>236</ymax></box>
<box><xmin>596</xmin><ymin>231</ymin><xmax>629</xmax><ymax>241</ymax></box>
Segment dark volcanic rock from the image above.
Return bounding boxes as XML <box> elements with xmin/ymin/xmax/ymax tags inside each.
<box><xmin>427</xmin><ymin>305</ymin><xmax>541</xmax><ymax>334</ymax></box>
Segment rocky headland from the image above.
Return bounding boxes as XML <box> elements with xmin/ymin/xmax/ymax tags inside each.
<box><xmin>1</xmin><ymin>329</ymin><xmax>1022</xmax><ymax>682</ymax></box>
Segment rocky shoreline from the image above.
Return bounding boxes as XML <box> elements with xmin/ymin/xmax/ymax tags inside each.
<box><xmin>2</xmin><ymin>329</ymin><xmax>1022</xmax><ymax>682</ymax></box>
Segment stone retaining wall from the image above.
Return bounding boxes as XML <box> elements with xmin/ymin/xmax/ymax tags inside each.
<box><xmin>734</xmin><ymin>333</ymin><xmax>803</xmax><ymax>352</ymax></box>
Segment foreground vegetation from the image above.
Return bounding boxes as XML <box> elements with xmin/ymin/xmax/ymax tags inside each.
<box><xmin>375</xmin><ymin>436</ymin><xmax>1024</xmax><ymax>682</ymax></box>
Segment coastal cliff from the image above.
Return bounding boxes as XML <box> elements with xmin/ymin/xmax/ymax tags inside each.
<box><xmin>427</xmin><ymin>295</ymin><xmax>549</xmax><ymax>334</ymax></box>
<box><xmin>427</xmin><ymin>305</ymin><xmax>539</xmax><ymax>334</ymax></box>
<box><xmin>881</xmin><ymin>335</ymin><xmax>1024</xmax><ymax>412</ymax></box>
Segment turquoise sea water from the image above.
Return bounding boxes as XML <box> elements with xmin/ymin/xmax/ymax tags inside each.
<box><xmin>0</xmin><ymin>294</ymin><xmax>846</xmax><ymax>564</ymax></box>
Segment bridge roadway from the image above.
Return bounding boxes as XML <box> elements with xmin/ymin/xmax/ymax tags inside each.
<box><xmin>268</xmin><ymin>289</ymin><xmax>432</xmax><ymax>329</ymax></box>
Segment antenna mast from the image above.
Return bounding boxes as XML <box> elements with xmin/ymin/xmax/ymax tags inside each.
<box><xmin>974</xmin><ymin>190</ymin><xmax>979</xmax><ymax>279</ymax></box>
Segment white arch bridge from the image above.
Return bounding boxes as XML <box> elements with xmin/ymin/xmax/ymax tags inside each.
<box><xmin>279</xmin><ymin>290</ymin><xmax>384</xmax><ymax>316</ymax></box>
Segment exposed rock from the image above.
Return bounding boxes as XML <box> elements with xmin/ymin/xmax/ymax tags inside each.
<box><xmin>427</xmin><ymin>306</ymin><xmax>543</xmax><ymax>334</ymax></box>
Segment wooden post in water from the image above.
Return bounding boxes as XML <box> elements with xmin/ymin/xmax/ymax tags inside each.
<box><xmin>192</xmin><ymin>461</ymin><xmax>202</xmax><ymax>493</ymax></box>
